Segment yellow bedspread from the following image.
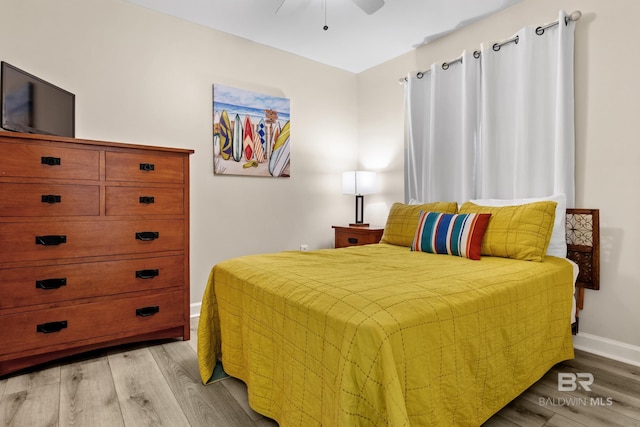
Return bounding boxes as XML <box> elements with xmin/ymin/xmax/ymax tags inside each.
<box><xmin>198</xmin><ymin>243</ymin><xmax>574</xmax><ymax>426</ymax></box>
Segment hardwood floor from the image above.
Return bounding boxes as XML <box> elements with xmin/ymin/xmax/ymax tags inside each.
<box><xmin>1</xmin><ymin>318</ymin><xmax>638</xmax><ymax>426</ymax></box>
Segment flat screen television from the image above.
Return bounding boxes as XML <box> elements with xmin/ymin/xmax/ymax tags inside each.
<box><xmin>1</xmin><ymin>61</ymin><xmax>75</xmax><ymax>138</ymax></box>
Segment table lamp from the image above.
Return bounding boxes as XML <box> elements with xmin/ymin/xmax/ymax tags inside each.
<box><xmin>342</xmin><ymin>171</ymin><xmax>377</xmax><ymax>227</ymax></box>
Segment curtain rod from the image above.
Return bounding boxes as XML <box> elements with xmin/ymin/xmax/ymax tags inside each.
<box><xmin>399</xmin><ymin>10</ymin><xmax>582</xmax><ymax>83</ymax></box>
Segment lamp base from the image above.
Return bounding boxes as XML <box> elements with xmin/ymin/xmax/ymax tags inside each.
<box><xmin>349</xmin><ymin>223</ymin><xmax>370</xmax><ymax>228</ymax></box>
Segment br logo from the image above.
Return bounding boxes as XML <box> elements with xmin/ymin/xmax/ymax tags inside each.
<box><xmin>558</xmin><ymin>373</ymin><xmax>594</xmax><ymax>391</ymax></box>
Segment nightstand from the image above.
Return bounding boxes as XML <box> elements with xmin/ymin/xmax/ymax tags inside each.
<box><xmin>332</xmin><ymin>225</ymin><xmax>384</xmax><ymax>248</ymax></box>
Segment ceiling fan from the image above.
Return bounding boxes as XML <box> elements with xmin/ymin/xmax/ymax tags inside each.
<box><xmin>275</xmin><ymin>0</ymin><xmax>385</xmax><ymax>15</ymax></box>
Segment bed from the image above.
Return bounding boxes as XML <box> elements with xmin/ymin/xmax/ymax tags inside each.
<box><xmin>197</xmin><ymin>200</ymin><xmax>599</xmax><ymax>426</ymax></box>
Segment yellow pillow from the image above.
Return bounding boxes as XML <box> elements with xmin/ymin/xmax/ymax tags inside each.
<box><xmin>381</xmin><ymin>202</ymin><xmax>458</xmax><ymax>247</ymax></box>
<box><xmin>458</xmin><ymin>201</ymin><xmax>557</xmax><ymax>262</ymax></box>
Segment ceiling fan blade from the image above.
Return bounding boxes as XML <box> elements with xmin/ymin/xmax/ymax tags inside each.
<box><xmin>352</xmin><ymin>0</ymin><xmax>385</xmax><ymax>15</ymax></box>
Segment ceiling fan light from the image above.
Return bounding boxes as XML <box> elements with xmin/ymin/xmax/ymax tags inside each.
<box><xmin>352</xmin><ymin>0</ymin><xmax>384</xmax><ymax>15</ymax></box>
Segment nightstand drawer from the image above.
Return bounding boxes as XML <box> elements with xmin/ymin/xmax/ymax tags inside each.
<box><xmin>0</xmin><ymin>255</ymin><xmax>184</xmax><ymax>309</ymax></box>
<box><xmin>105</xmin><ymin>186</ymin><xmax>184</xmax><ymax>216</ymax></box>
<box><xmin>0</xmin><ymin>142</ymin><xmax>99</xmax><ymax>181</ymax></box>
<box><xmin>333</xmin><ymin>225</ymin><xmax>384</xmax><ymax>248</ymax></box>
<box><xmin>106</xmin><ymin>152</ymin><xmax>184</xmax><ymax>183</ymax></box>
<box><xmin>0</xmin><ymin>290</ymin><xmax>184</xmax><ymax>356</ymax></box>
<box><xmin>0</xmin><ymin>183</ymin><xmax>99</xmax><ymax>217</ymax></box>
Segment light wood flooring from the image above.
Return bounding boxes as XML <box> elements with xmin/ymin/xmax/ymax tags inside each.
<box><xmin>1</xmin><ymin>317</ymin><xmax>639</xmax><ymax>427</ymax></box>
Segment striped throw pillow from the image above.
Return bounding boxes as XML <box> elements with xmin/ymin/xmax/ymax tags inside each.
<box><xmin>411</xmin><ymin>211</ymin><xmax>492</xmax><ymax>260</ymax></box>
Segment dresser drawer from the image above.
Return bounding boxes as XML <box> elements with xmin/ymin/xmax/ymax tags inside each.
<box><xmin>0</xmin><ymin>142</ymin><xmax>99</xmax><ymax>180</ymax></box>
<box><xmin>0</xmin><ymin>220</ymin><xmax>185</xmax><ymax>262</ymax></box>
<box><xmin>106</xmin><ymin>152</ymin><xmax>184</xmax><ymax>183</ymax></box>
<box><xmin>0</xmin><ymin>290</ymin><xmax>184</xmax><ymax>356</ymax></box>
<box><xmin>0</xmin><ymin>183</ymin><xmax>99</xmax><ymax>217</ymax></box>
<box><xmin>0</xmin><ymin>255</ymin><xmax>184</xmax><ymax>309</ymax></box>
<box><xmin>105</xmin><ymin>186</ymin><xmax>184</xmax><ymax>216</ymax></box>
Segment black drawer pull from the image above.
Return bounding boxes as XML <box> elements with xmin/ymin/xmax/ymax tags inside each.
<box><xmin>136</xmin><ymin>306</ymin><xmax>160</xmax><ymax>317</ymax></box>
<box><xmin>35</xmin><ymin>235</ymin><xmax>67</xmax><ymax>246</ymax></box>
<box><xmin>41</xmin><ymin>156</ymin><xmax>61</xmax><ymax>166</ymax></box>
<box><xmin>136</xmin><ymin>269</ymin><xmax>159</xmax><ymax>279</ymax></box>
<box><xmin>41</xmin><ymin>194</ymin><xmax>62</xmax><ymax>204</ymax></box>
<box><xmin>139</xmin><ymin>196</ymin><xmax>155</xmax><ymax>204</ymax></box>
<box><xmin>139</xmin><ymin>163</ymin><xmax>155</xmax><ymax>172</ymax></box>
<box><xmin>135</xmin><ymin>231</ymin><xmax>159</xmax><ymax>241</ymax></box>
<box><xmin>36</xmin><ymin>320</ymin><xmax>67</xmax><ymax>334</ymax></box>
<box><xmin>36</xmin><ymin>278</ymin><xmax>67</xmax><ymax>289</ymax></box>
<box><xmin>348</xmin><ymin>237</ymin><xmax>359</xmax><ymax>244</ymax></box>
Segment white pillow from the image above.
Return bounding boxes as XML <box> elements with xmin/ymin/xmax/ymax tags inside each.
<box><xmin>470</xmin><ymin>194</ymin><xmax>567</xmax><ymax>258</ymax></box>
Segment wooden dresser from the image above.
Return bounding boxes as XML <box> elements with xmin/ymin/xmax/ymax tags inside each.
<box><xmin>0</xmin><ymin>131</ymin><xmax>193</xmax><ymax>377</ymax></box>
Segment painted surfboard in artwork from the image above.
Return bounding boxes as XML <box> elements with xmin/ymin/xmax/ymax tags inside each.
<box><xmin>269</xmin><ymin>121</ymin><xmax>281</xmax><ymax>161</ymax></box>
<box><xmin>256</xmin><ymin>118</ymin><xmax>267</xmax><ymax>162</ymax></box>
<box><xmin>269</xmin><ymin>120</ymin><xmax>290</xmax><ymax>177</ymax></box>
<box><xmin>213</xmin><ymin>111</ymin><xmax>221</xmax><ymax>156</ymax></box>
<box><xmin>219</xmin><ymin>110</ymin><xmax>232</xmax><ymax>160</ymax></box>
<box><xmin>253</xmin><ymin>131</ymin><xmax>265</xmax><ymax>163</ymax></box>
<box><xmin>213</xmin><ymin>111</ymin><xmax>220</xmax><ymax>135</ymax></box>
<box><xmin>243</xmin><ymin>115</ymin><xmax>254</xmax><ymax>161</ymax></box>
<box><xmin>232</xmin><ymin>113</ymin><xmax>243</xmax><ymax>162</ymax></box>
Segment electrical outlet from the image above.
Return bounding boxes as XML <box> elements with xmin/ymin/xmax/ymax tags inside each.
<box><xmin>300</xmin><ymin>244</ymin><xmax>309</xmax><ymax>252</ymax></box>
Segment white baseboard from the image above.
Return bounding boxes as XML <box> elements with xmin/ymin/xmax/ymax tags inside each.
<box><xmin>190</xmin><ymin>302</ymin><xmax>202</xmax><ymax>318</ymax></box>
<box><xmin>573</xmin><ymin>332</ymin><xmax>640</xmax><ymax>367</ymax></box>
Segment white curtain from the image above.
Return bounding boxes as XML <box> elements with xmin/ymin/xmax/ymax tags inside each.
<box><xmin>405</xmin><ymin>10</ymin><xmax>576</xmax><ymax>207</ymax></box>
<box><xmin>405</xmin><ymin>50</ymin><xmax>480</xmax><ymax>204</ymax></box>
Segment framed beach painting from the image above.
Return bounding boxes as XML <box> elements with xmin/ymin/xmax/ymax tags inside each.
<box><xmin>213</xmin><ymin>84</ymin><xmax>291</xmax><ymax>177</ymax></box>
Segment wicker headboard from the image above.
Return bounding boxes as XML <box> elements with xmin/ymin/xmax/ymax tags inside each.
<box><xmin>565</xmin><ymin>208</ymin><xmax>600</xmax><ymax>314</ymax></box>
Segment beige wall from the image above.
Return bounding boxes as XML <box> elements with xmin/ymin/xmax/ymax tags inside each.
<box><xmin>0</xmin><ymin>0</ymin><xmax>359</xmax><ymax>306</ymax></box>
<box><xmin>358</xmin><ymin>0</ymin><xmax>640</xmax><ymax>356</ymax></box>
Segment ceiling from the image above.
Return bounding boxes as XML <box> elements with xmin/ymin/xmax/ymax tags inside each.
<box><xmin>125</xmin><ymin>0</ymin><xmax>523</xmax><ymax>73</ymax></box>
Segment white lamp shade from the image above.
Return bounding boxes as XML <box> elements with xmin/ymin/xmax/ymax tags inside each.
<box><xmin>342</xmin><ymin>171</ymin><xmax>377</xmax><ymax>195</ymax></box>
